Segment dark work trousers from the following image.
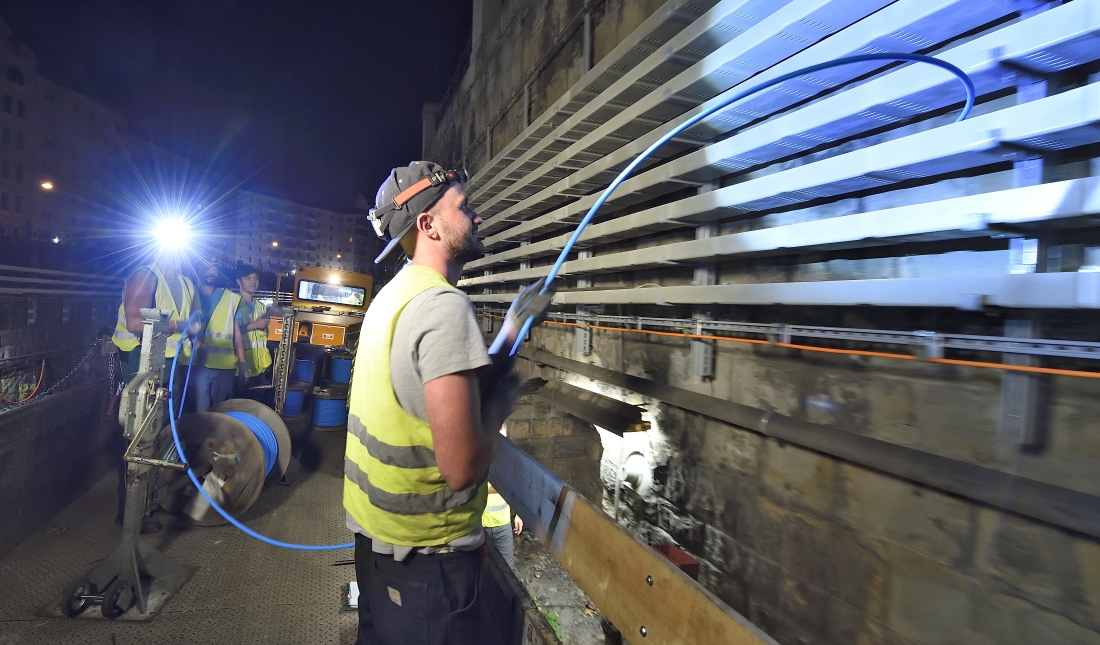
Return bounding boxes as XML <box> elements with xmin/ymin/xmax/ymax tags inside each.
<box><xmin>354</xmin><ymin>533</ymin><xmax>483</xmax><ymax>645</ymax></box>
<box><xmin>485</xmin><ymin>524</ymin><xmax>515</xmax><ymax>571</ymax></box>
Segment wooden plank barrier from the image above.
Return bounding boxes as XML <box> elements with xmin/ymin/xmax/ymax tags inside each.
<box><xmin>489</xmin><ymin>437</ymin><xmax>778</xmax><ymax>645</ymax></box>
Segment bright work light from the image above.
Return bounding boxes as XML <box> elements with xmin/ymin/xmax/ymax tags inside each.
<box><xmin>152</xmin><ymin>217</ymin><xmax>192</xmax><ymax>249</ymax></box>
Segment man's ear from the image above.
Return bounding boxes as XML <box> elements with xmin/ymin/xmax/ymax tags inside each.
<box><xmin>416</xmin><ymin>211</ymin><xmax>440</xmax><ymax>240</ymax></box>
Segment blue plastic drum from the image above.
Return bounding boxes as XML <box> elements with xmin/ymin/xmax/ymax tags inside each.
<box><xmin>330</xmin><ymin>357</ymin><xmax>352</xmax><ymax>384</ymax></box>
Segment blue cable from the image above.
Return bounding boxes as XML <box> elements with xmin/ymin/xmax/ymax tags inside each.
<box><xmin>489</xmin><ymin>52</ymin><xmax>977</xmax><ymax>357</ymax></box>
<box><xmin>168</xmin><ymin>312</ymin><xmax>353</xmax><ymax>550</ymax></box>
<box><xmin>223</xmin><ymin>411</ymin><xmax>278</xmax><ymax>476</ymax></box>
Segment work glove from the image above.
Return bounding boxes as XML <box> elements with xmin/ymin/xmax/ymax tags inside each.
<box><xmin>506</xmin><ymin>277</ymin><xmax>555</xmax><ymax>332</ymax></box>
<box><xmin>237</xmin><ymin>362</ymin><xmax>250</xmax><ymax>390</ymax></box>
<box><xmin>479</xmin><ymin>351</ymin><xmax>515</xmax><ymax>402</ymax></box>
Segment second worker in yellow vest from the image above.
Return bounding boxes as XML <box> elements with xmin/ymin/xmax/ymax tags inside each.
<box><xmin>191</xmin><ymin>260</ymin><xmax>245</xmax><ymax>412</ymax></box>
<box><xmin>234</xmin><ymin>264</ymin><xmax>278</xmax><ymax>389</ymax></box>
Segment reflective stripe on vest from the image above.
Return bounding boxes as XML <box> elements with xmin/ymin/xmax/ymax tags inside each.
<box><xmin>482</xmin><ymin>491</ymin><xmax>511</xmax><ymax>528</ymax></box>
<box><xmin>203</xmin><ymin>290</ymin><xmax>241</xmax><ymax>369</ymax></box>
<box><xmin>112</xmin><ymin>265</ymin><xmax>194</xmax><ymax>360</ymax></box>
<box><xmin>238</xmin><ymin>299</ymin><xmax>272</xmax><ymax>377</ymax></box>
<box><xmin>343</xmin><ymin>264</ymin><xmax>486</xmax><ymax>546</ymax></box>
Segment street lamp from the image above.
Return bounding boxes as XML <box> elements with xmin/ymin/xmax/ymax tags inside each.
<box><xmin>40</xmin><ymin>181</ymin><xmax>54</xmax><ymax>191</ymax></box>
<box><xmin>272</xmin><ymin>241</ymin><xmax>279</xmax><ymax>247</ymax></box>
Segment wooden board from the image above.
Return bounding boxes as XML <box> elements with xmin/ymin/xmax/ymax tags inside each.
<box><xmin>489</xmin><ymin>437</ymin><xmax>776</xmax><ymax>645</ymax></box>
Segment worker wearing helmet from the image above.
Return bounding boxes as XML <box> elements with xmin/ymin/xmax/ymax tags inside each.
<box><xmin>346</xmin><ymin>161</ymin><xmax>552</xmax><ymax>645</ymax></box>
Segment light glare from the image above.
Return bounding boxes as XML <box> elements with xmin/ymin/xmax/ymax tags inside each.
<box><xmin>153</xmin><ymin>218</ymin><xmax>192</xmax><ymax>249</ymax></box>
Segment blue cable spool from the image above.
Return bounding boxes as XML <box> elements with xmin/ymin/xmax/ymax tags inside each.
<box><xmin>292</xmin><ymin>354</ymin><xmax>317</xmax><ymax>382</ymax></box>
<box><xmin>312</xmin><ymin>397</ymin><xmax>348</xmax><ymax>428</ymax></box>
<box><xmin>222</xmin><ymin>411</ymin><xmax>277</xmax><ymax>476</ymax></box>
<box><xmin>330</xmin><ymin>356</ymin><xmax>352</xmax><ymax>384</ymax></box>
<box><xmin>283</xmin><ymin>390</ymin><xmax>306</xmax><ymax>417</ymax></box>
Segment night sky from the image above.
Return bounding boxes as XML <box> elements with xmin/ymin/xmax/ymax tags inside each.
<box><xmin>0</xmin><ymin>0</ymin><xmax>473</xmax><ymax>212</ymax></box>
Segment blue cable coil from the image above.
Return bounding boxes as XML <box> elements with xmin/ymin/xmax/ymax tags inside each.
<box><xmin>292</xmin><ymin>356</ymin><xmax>317</xmax><ymax>382</ymax></box>
<box><xmin>313</xmin><ymin>397</ymin><xmax>349</xmax><ymax>427</ymax></box>
<box><xmin>329</xmin><ymin>356</ymin><xmax>353</xmax><ymax>384</ymax></box>
<box><xmin>168</xmin><ymin>318</ymin><xmax>354</xmax><ymax>550</ymax></box>
<box><xmin>222</xmin><ymin>411</ymin><xmax>277</xmax><ymax>476</ymax></box>
<box><xmin>283</xmin><ymin>389</ymin><xmax>306</xmax><ymax>417</ymax></box>
<box><xmin>168</xmin><ymin>53</ymin><xmax>975</xmax><ymax>551</ymax></box>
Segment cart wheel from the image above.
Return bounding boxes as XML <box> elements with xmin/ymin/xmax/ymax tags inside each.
<box><xmin>101</xmin><ymin>578</ymin><xmax>133</xmax><ymax>619</ymax></box>
<box><xmin>60</xmin><ymin>577</ymin><xmax>93</xmax><ymax>617</ymax></box>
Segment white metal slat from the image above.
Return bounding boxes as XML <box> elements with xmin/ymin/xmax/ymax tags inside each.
<box><xmin>468</xmin><ymin>272</ymin><xmax>1100</xmax><ymax>311</ymax></box>
<box><xmin>474</xmin><ymin>0</ymin><xmax>896</xmax><ymax>217</ymax></box>
<box><xmin>475</xmin><ymin>0</ymin><xmax>1029</xmax><ymax>232</ymax></box>
<box><xmin>465</xmin><ymin>0</ymin><xmax>717</xmax><ymax>194</ymax></box>
<box><xmin>458</xmin><ymin>178</ymin><xmax>1100</xmax><ymax>287</ymax></box>
<box><xmin>471</xmin><ymin>1</ymin><xmax>1100</xmax><ymax>257</ymax></box>
<box><xmin>464</xmin><ymin>83</ymin><xmax>1100</xmax><ymax>286</ymax></box>
<box><xmin>469</xmin><ymin>0</ymin><xmax>795</xmax><ymax>203</ymax></box>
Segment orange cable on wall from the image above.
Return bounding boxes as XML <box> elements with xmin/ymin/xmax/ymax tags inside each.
<box><xmin>482</xmin><ymin>314</ymin><xmax>1100</xmax><ymax>380</ymax></box>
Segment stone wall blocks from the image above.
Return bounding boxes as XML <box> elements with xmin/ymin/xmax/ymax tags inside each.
<box><xmin>680</xmin><ymin>462</ymin><xmax>741</xmax><ymax>537</ymax></box>
<box><xmin>761</xmin><ymin>439</ymin><xmax>837</xmax><ymax>516</ymax></box>
<box><xmin>700</xmin><ymin>417</ymin><xmax>763</xmax><ymax>476</ymax></box>
<box><xmin>967</xmin><ymin>585</ymin><xmax>1100</xmax><ymax>645</ymax></box>
<box><xmin>885</xmin><ymin>542</ymin><xmax>978</xmax><ymax>644</ymax></box>
<box><xmin>974</xmin><ymin>507</ymin><xmax>1100</xmax><ymax>631</ymax></box>
<box><xmin>837</xmin><ymin>463</ymin><xmax>973</xmax><ymax>567</ymax></box>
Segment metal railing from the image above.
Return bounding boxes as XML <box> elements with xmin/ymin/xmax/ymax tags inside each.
<box><xmin>477</xmin><ymin>308</ymin><xmax>1100</xmax><ymax>362</ymax></box>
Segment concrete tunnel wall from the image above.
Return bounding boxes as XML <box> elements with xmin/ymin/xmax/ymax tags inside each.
<box><xmin>498</xmin><ymin>315</ymin><xmax>1100</xmax><ymax>645</ymax></box>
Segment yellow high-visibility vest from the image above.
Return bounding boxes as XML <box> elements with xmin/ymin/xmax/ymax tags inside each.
<box><xmin>202</xmin><ymin>289</ymin><xmax>241</xmax><ymax>369</ymax></box>
<box><xmin>112</xmin><ymin>264</ymin><xmax>194</xmax><ymax>361</ymax></box>
<box><xmin>237</xmin><ymin>299</ymin><xmax>272</xmax><ymax>377</ymax></box>
<box><xmin>343</xmin><ymin>264</ymin><xmax>485</xmax><ymax>546</ymax></box>
<box><xmin>482</xmin><ymin>490</ymin><xmax>511</xmax><ymax>528</ymax></box>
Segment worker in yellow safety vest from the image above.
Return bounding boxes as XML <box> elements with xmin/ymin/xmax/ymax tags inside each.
<box><xmin>190</xmin><ymin>259</ymin><xmax>245</xmax><ymax>412</ymax></box>
<box><xmin>112</xmin><ymin>257</ymin><xmax>196</xmax><ymax>386</ymax></box>
<box><xmin>346</xmin><ymin>161</ymin><xmax>553</xmax><ymax>645</ymax></box>
<box><xmin>111</xmin><ymin>256</ymin><xmax>196</xmax><ymax>533</ymax></box>
<box><xmin>234</xmin><ymin>264</ymin><xmax>281</xmax><ymax>390</ymax></box>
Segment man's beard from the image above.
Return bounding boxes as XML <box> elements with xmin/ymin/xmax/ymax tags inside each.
<box><xmin>441</xmin><ymin>221</ymin><xmax>484</xmax><ymax>263</ymax></box>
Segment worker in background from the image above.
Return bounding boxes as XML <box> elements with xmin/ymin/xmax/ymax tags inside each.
<box><xmin>190</xmin><ymin>259</ymin><xmax>245</xmax><ymax>412</ymax></box>
<box><xmin>483</xmin><ymin>426</ymin><xmax>523</xmax><ymax>570</ymax></box>
<box><xmin>111</xmin><ymin>255</ymin><xmax>196</xmax><ymax>532</ymax></box>
<box><xmin>347</xmin><ymin>161</ymin><xmax>553</xmax><ymax>645</ymax></box>
<box><xmin>235</xmin><ymin>264</ymin><xmax>280</xmax><ymax>390</ymax></box>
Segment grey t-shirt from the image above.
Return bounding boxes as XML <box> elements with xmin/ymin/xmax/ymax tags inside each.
<box><xmin>346</xmin><ymin>285</ymin><xmax>491</xmax><ymax>559</ymax></box>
